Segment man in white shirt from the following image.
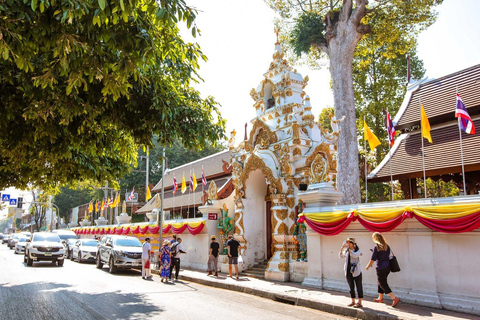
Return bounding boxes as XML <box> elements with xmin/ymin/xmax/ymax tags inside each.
<box><xmin>142</xmin><ymin>238</ymin><xmax>152</xmax><ymax>280</ymax></box>
<box><xmin>169</xmin><ymin>237</ymin><xmax>186</xmax><ymax>281</ymax></box>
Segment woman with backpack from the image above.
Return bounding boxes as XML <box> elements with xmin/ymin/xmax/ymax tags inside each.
<box><xmin>339</xmin><ymin>237</ymin><xmax>363</xmax><ymax>308</ymax></box>
<box><xmin>159</xmin><ymin>240</ymin><xmax>171</xmax><ymax>283</ymax></box>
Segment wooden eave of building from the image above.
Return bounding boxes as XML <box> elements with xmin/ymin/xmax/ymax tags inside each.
<box><xmin>369</xmin><ymin>117</ymin><xmax>480</xmax><ymax>183</ymax></box>
<box><xmin>151</xmin><ymin>150</ymin><xmax>232</xmax><ymax>193</ymax></box>
<box><xmin>395</xmin><ymin>64</ymin><xmax>480</xmax><ymax>131</ymax></box>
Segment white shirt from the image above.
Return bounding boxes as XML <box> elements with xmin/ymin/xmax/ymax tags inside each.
<box><xmin>173</xmin><ymin>242</ymin><xmax>184</xmax><ymax>260</ymax></box>
<box><xmin>142</xmin><ymin>242</ymin><xmax>151</xmax><ymax>259</ymax></box>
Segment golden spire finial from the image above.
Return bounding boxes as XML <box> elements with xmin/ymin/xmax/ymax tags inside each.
<box><xmin>274</xmin><ymin>26</ymin><xmax>280</xmax><ymax>44</ymax></box>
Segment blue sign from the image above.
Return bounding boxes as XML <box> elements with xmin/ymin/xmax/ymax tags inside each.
<box><xmin>9</xmin><ymin>199</ymin><xmax>17</xmax><ymax>206</ymax></box>
<box><xmin>2</xmin><ymin>194</ymin><xmax>10</xmax><ymax>202</ymax></box>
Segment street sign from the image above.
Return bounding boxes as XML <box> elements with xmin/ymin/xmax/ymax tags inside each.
<box><xmin>9</xmin><ymin>199</ymin><xmax>17</xmax><ymax>206</ymax></box>
<box><xmin>208</xmin><ymin>213</ymin><xmax>218</xmax><ymax>220</ymax></box>
<box><xmin>2</xmin><ymin>194</ymin><xmax>10</xmax><ymax>202</ymax></box>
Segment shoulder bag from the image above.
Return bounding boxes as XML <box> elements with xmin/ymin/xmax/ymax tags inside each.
<box><xmin>389</xmin><ymin>247</ymin><xmax>401</xmax><ymax>273</ymax></box>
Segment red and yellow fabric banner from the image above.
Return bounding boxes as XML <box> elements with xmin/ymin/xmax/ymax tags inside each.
<box><xmin>303</xmin><ymin>203</ymin><xmax>480</xmax><ymax>235</ymax></box>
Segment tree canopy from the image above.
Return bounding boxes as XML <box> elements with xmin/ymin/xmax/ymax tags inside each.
<box><xmin>0</xmin><ymin>0</ymin><xmax>225</xmax><ymax>191</ymax></box>
<box><xmin>267</xmin><ymin>0</ymin><xmax>443</xmax><ymax>204</ymax></box>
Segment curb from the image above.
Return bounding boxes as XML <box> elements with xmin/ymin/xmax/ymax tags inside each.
<box><xmin>167</xmin><ymin>271</ymin><xmax>402</xmax><ymax>320</ymax></box>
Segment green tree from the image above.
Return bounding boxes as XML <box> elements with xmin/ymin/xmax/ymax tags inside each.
<box><xmin>267</xmin><ymin>0</ymin><xmax>442</xmax><ymax>204</ymax></box>
<box><xmin>0</xmin><ymin>0</ymin><xmax>225</xmax><ymax>192</ymax></box>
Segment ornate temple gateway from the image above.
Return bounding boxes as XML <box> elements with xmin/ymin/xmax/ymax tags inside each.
<box><xmin>226</xmin><ymin>39</ymin><xmax>341</xmax><ymax>281</ymax></box>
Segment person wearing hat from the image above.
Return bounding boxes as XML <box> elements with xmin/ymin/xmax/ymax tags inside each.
<box><xmin>339</xmin><ymin>237</ymin><xmax>363</xmax><ymax>308</ymax></box>
<box><xmin>207</xmin><ymin>235</ymin><xmax>220</xmax><ymax>277</ymax></box>
<box><xmin>142</xmin><ymin>238</ymin><xmax>152</xmax><ymax>280</ymax></box>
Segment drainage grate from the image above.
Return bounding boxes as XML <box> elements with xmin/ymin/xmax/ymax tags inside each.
<box><xmin>274</xmin><ymin>295</ymin><xmax>296</xmax><ymax>305</ymax></box>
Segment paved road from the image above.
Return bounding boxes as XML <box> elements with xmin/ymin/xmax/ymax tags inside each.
<box><xmin>0</xmin><ymin>244</ymin><xmax>351</xmax><ymax>320</ymax></box>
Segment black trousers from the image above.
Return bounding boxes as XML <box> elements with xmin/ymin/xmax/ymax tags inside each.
<box><xmin>169</xmin><ymin>258</ymin><xmax>180</xmax><ymax>280</ymax></box>
<box><xmin>346</xmin><ymin>272</ymin><xmax>364</xmax><ymax>299</ymax></box>
<box><xmin>376</xmin><ymin>266</ymin><xmax>392</xmax><ymax>294</ymax></box>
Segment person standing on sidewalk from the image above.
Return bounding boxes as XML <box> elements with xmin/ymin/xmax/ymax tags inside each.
<box><xmin>142</xmin><ymin>238</ymin><xmax>152</xmax><ymax>280</ymax></box>
<box><xmin>339</xmin><ymin>237</ymin><xmax>363</xmax><ymax>308</ymax></box>
<box><xmin>226</xmin><ymin>235</ymin><xmax>240</xmax><ymax>279</ymax></box>
<box><xmin>169</xmin><ymin>237</ymin><xmax>186</xmax><ymax>281</ymax></box>
<box><xmin>366</xmin><ymin>232</ymin><xmax>400</xmax><ymax>307</ymax></box>
<box><xmin>159</xmin><ymin>240</ymin><xmax>171</xmax><ymax>283</ymax></box>
<box><xmin>207</xmin><ymin>235</ymin><xmax>220</xmax><ymax>277</ymax></box>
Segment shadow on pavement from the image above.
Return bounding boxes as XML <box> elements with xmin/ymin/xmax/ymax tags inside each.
<box><xmin>0</xmin><ymin>281</ymin><xmax>163</xmax><ymax>320</ymax></box>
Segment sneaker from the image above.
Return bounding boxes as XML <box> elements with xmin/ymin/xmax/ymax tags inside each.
<box><xmin>207</xmin><ymin>271</ymin><xmax>212</xmax><ymax>276</ymax></box>
<box><xmin>214</xmin><ymin>272</ymin><xmax>218</xmax><ymax>277</ymax></box>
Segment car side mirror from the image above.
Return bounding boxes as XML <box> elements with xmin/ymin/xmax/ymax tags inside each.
<box><xmin>106</xmin><ymin>243</ymin><xmax>112</xmax><ymax>247</ymax></box>
<box><xmin>26</xmin><ymin>239</ymin><xmax>31</xmax><ymax>242</ymax></box>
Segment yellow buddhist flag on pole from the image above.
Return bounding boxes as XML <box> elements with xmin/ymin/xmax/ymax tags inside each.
<box><xmin>88</xmin><ymin>202</ymin><xmax>93</xmax><ymax>213</ymax></box>
<box><xmin>192</xmin><ymin>171</ymin><xmax>198</xmax><ymax>191</ymax></box>
<box><xmin>146</xmin><ymin>185</ymin><xmax>152</xmax><ymax>201</ymax></box>
<box><xmin>421</xmin><ymin>104</ymin><xmax>432</xmax><ymax>143</ymax></box>
<box><xmin>181</xmin><ymin>174</ymin><xmax>187</xmax><ymax>194</ymax></box>
<box><xmin>364</xmin><ymin>120</ymin><xmax>381</xmax><ymax>150</ymax></box>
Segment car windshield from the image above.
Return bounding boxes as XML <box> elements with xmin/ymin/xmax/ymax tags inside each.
<box><xmin>18</xmin><ymin>238</ymin><xmax>27</xmax><ymax>242</ymax></box>
<box><xmin>114</xmin><ymin>238</ymin><xmax>142</xmax><ymax>247</ymax></box>
<box><xmin>81</xmin><ymin>240</ymin><xmax>98</xmax><ymax>247</ymax></box>
<box><xmin>58</xmin><ymin>234</ymin><xmax>77</xmax><ymax>240</ymax></box>
<box><xmin>33</xmin><ymin>234</ymin><xmax>61</xmax><ymax>242</ymax></box>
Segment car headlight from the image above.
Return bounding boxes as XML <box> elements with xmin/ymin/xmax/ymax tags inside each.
<box><xmin>114</xmin><ymin>250</ymin><xmax>125</xmax><ymax>257</ymax></box>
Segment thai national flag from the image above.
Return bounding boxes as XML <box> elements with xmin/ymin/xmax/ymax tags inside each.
<box><xmin>189</xmin><ymin>174</ymin><xmax>194</xmax><ymax>192</ymax></box>
<box><xmin>128</xmin><ymin>187</ymin><xmax>135</xmax><ymax>201</ymax></box>
<box><xmin>456</xmin><ymin>93</ymin><xmax>475</xmax><ymax>134</ymax></box>
<box><xmin>201</xmin><ymin>170</ymin><xmax>207</xmax><ymax>186</ymax></box>
<box><xmin>387</xmin><ymin>112</ymin><xmax>396</xmax><ymax>146</ymax></box>
<box><xmin>173</xmin><ymin>176</ymin><xmax>179</xmax><ymax>194</ymax></box>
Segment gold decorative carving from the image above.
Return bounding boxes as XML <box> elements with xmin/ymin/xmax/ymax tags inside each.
<box><xmin>277</xmin><ymin>222</ymin><xmax>288</xmax><ymax>235</ymax></box>
<box><xmin>286</xmin><ymin>197</ymin><xmax>295</xmax><ymax>209</ymax></box>
<box><xmin>305</xmin><ymin>143</ymin><xmax>335</xmax><ymax>173</ymax></box>
<box><xmin>280</xmin><ymin>252</ymin><xmax>289</xmax><ymax>259</ymax></box>
<box><xmin>275</xmin><ymin>210</ymin><xmax>288</xmax><ymax>221</ymax></box>
<box><xmin>248</xmin><ymin>119</ymin><xmax>278</xmax><ymax>147</ymax></box>
<box><xmin>310</xmin><ymin>153</ymin><xmax>329</xmax><ymax>183</ymax></box>
<box><xmin>278</xmin><ymin>262</ymin><xmax>290</xmax><ymax>272</ymax></box>
<box><xmin>293</xmin><ymin>147</ymin><xmax>302</xmax><ymax>157</ymax></box>
<box><xmin>207</xmin><ymin>181</ymin><xmax>218</xmax><ymax>200</ymax></box>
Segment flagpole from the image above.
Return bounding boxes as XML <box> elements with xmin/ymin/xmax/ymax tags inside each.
<box><xmin>420</xmin><ymin>98</ymin><xmax>427</xmax><ymax>199</ymax></box>
<box><xmin>188</xmin><ymin>169</ymin><xmax>191</xmax><ymax>218</ymax></box>
<box><xmin>387</xmin><ymin>108</ymin><xmax>394</xmax><ymax>201</ymax></box>
<box><xmin>180</xmin><ymin>171</ymin><xmax>184</xmax><ymax>220</ymax></box>
<box><xmin>202</xmin><ymin>166</ymin><xmax>204</xmax><ymax>204</ymax></box>
<box><xmin>456</xmin><ymin>86</ymin><xmax>467</xmax><ymax>195</ymax></box>
<box><xmin>364</xmin><ymin>116</ymin><xmax>368</xmax><ymax>203</ymax></box>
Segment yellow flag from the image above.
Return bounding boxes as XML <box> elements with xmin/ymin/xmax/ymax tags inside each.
<box><xmin>146</xmin><ymin>185</ymin><xmax>152</xmax><ymax>201</ymax></box>
<box><xmin>101</xmin><ymin>199</ymin><xmax>105</xmax><ymax>212</ymax></box>
<box><xmin>364</xmin><ymin>120</ymin><xmax>381</xmax><ymax>150</ymax></box>
<box><xmin>181</xmin><ymin>174</ymin><xmax>187</xmax><ymax>194</ymax></box>
<box><xmin>88</xmin><ymin>202</ymin><xmax>93</xmax><ymax>213</ymax></box>
<box><xmin>192</xmin><ymin>171</ymin><xmax>198</xmax><ymax>191</ymax></box>
<box><xmin>115</xmin><ymin>193</ymin><xmax>120</xmax><ymax>207</ymax></box>
<box><xmin>421</xmin><ymin>104</ymin><xmax>432</xmax><ymax>143</ymax></box>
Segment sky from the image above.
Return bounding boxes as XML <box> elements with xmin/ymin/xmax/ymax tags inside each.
<box><xmin>2</xmin><ymin>0</ymin><xmax>480</xmax><ymax>220</ymax></box>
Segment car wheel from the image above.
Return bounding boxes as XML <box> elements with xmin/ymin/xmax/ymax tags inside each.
<box><xmin>14</xmin><ymin>250</ymin><xmax>17</xmax><ymax>254</ymax></box>
<box><xmin>70</xmin><ymin>251</ymin><xmax>74</xmax><ymax>261</ymax></box>
<box><xmin>26</xmin><ymin>254</ymin><xmax>33</xmax><ymax>267</ymax></box>
<box><xmin>78</xmin><ymin>251</ymin><xmax>82</xmax><ymax>263</ymax></box>
<box><xmin>108</xmin><ymin>256</ymin><xmax>117</xmax><ymax>274</ymax></box>
<box><xmin>23</xmin><ymin>253</ymin><xmax>27</xmax><ymax>263</ymax></box>
<box><xmin>96</xmin><ymin>254</ymin><xmax>103</xmax><ymax>269</ymax></box>
<box><xmin>57</xmin><ymin>259</ymin><xmax>64</xmax><ymax>267</ymax></box>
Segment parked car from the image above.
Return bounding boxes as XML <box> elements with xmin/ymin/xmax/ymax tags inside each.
<box><xmin>0</xmin><ymin>233</ymin><xmax>4</xmax><ymax>241</ymax></box>
<box><xmin>72</xmin><ymin>239</ymin><xmax>98</xmax><ymax>263</ymax></box>
<box><xmin>2</xmin><ymin>234</ymin><xmax>11</xmax><ymax>244</ymax></box>
<box><xmin>52</xmin><ymin>230</ymin><xmax>77</xmax><ymax>255</ymax></box>
<box><xmin>24</xmin><ymin>232</ymin><xmax>65</xmax><ymax>267</ymax></box>
<box><xmin>8</xmin><ymin>234</ymin><xmax>20</xmax><ymax>249</ymax></box>
<box><xmin>15</xmin><ymin>236</ymin><xmax>28</xmax><ymax>254</ymax></box>
<box><xmin>65</xmin><ymin>238</ymin><xmax>77</xmax><ymax>259</ymax></box>
<box><xmin>96</xmin><ymin>235</ymin><xmax>143</xmax><ymax>273</ymax></box>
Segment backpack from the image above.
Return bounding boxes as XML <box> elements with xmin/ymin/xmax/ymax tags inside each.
<box><xmin>171</xmin><ymin>242</ymin><xmax>179</xmax><ymax>258</ymax></box>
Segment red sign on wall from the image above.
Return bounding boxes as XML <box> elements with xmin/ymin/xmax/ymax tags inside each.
<box><xmin>208</xmin><ymin>213</ymin><xmax>218</xmax><ymax>220</ymax></box>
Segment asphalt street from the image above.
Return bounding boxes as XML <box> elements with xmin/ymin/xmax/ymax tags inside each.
<box><xmin>0</xmin><ymin>244</ymin><xmax>351</xmax><ymax>320</ymax></box>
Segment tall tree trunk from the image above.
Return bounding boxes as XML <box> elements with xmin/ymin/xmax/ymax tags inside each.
<box><xmin>326</xmin><ymin>4</ymin><xmax>365</xmax><ymax>205</ymax></box>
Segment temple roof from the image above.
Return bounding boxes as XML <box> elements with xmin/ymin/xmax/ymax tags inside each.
<box><xmin>395</xmin><ymin>64</ymin><xmax>480</xmax><ymax>130</ymax></box>
<box><xmin>369</xmin><ymin>117</ymin><xmax>480</xmax><ymax>182</ymax></box>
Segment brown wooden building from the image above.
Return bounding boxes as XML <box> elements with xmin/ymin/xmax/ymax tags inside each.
<box><xmin>369</xmin><ymin>64</ymin><xmax>480</xmax><ymax>198</ymax></box>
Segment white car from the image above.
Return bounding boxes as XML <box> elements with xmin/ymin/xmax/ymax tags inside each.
<box><xmin>14</xmin><ymin>236</ymin><xmax>28</xmax><ymax>254</ymax></box>
<box><xmin>24</xmin><ymin>232</ymin><xmax>65</xmax><ymax>267</ymax></box>
<box><xmin>72</xmin><ymin>239</ymin><xmax>98</xmax><ymax>263</ymax></box>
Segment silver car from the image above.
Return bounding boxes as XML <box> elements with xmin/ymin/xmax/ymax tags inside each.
<box><xmin>14</xmin><ymin>236</ymin><xmax>28</xmax><ymax>254</ymax></box>
<box><xmin>72</xmin><ymin>239</ymin><xmax>98</xmax><ymax>263</ymax></box>
<box><xmin>96</xmin><ymin>235</ymin><xmax>143</xmax><ymax>274</ymax></box>
<box><xmin>24</xmin><ymin>232</ymin><xmax>65</xmax><ymax>267</ymax></box>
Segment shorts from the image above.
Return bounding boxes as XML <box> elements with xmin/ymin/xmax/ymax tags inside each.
<box><xmin>228</xmin><ymin>256</ymin><xmax>238</xmax><ymax>265</ymax></box>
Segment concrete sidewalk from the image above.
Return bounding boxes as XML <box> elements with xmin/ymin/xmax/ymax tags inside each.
<box><xmin>153</xmin><ymin>268</ymin><xmax>477</xmax><ymax>320</ymax></box>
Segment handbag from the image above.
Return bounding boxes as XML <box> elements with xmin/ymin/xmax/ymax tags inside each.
<box><xmin>389</xmin><ymin>249</ymin><xmax>401</xmax><ymax>273</ymax></box>
<box><xmin>350</xmin><ymin>263</ymin><xmax>357</xmax><ymax>274</ymax></box>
